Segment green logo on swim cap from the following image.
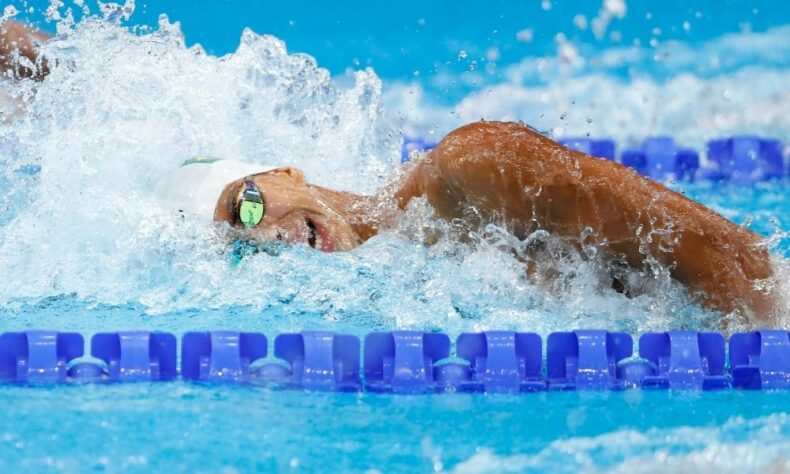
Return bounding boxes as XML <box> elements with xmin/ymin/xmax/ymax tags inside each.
<box><xmin>180</xmin><ymin>156</ymin><xmax>222</xmax><ymax>166</ymax></box>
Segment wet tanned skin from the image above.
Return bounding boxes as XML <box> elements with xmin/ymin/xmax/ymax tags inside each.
<box><xmin>216</xmin><ymin>122</ymin><xmax>777</xmax><ymax>320</ymax></box>
<box><xmin>214</xmin><ymin>167</ymin><xmax>379</xmax><ymax>252</ymax></box>
<box><xmin>395</xmin><ymin>121</ymin><xmax>778</xmax><ymax>320</ymax></box>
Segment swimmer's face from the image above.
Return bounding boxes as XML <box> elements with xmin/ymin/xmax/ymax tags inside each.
<box><xmin>213</xmin><ymin>167</ymin><xmax>361</xmax><ymax>252</ymax></box>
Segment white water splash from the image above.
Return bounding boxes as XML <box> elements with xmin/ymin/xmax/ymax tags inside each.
<box><xmin>592</xmin><ymin>0</ymin><xmax>627</xmax><ymax>40</ymax></box>
<box><xmin>0</xmin><ymin>17</ymin><xmax>784</xmax><ymax>333</ymax></box>
<box><xmin>451</xmin><ymin>413</ymin><xmax>790</xmax><ymax>474</ymax></box>
<box><xmin>386</xmin><ymin>26</ymin><xmax>790</xmax><ymax>147</ymax></box>
<box><xmin>0</xmin><ymin>18</ymin><xmax>399</xmax><ymax>310</ymax></box>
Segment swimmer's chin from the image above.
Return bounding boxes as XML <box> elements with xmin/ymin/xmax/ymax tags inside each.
<box><xmin>316</xmin><ymin>219</ymin><xmax>362</xmax><ymax>252</ymax></box>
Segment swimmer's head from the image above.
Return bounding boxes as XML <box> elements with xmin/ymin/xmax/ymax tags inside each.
<box><xmin>154</xmin><ymin>158</ymin><xmax>277</xmax><ymax>220</ymax></box>
<box><xmin>213</xmin><ymin>167</ymin><xmax>362</xmax><ymax>252</ymax></box>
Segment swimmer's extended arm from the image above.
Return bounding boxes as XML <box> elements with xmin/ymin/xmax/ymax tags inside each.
<box><xmin>396</xmin><ymin>121</ymin><xmax>777</xmax><ymax>320</ymax></box>
<box><xmin>0</xmin><ymin>21</ymin><xmax>50</xmax><ymax>80</ymax></box>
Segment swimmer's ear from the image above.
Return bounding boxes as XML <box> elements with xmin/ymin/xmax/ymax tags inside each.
<box><xmin>270</xmin><ymin>166</ymin><xmax>306</xmax><ymax>185</ymax></box>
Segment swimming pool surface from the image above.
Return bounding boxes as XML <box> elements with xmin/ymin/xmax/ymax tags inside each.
<box><xmin>1</xmin><ymin>385</ymin><xmax>789</xmax><ymax>472</ymax></box>
<box><xmin>1</xmin><ymin>0</ymin><xmax>789</xmax><ymax>472</ymax></box>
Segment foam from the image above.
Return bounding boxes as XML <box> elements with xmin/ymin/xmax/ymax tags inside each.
<box><xmin>450</xmin><ymin>414</ymin><xmax>790</xmax><ymax>473</ymax></box>
<box><xmin>0</xmin><ymin>17</ymin><xmax>399</xmax><ymax>311</ymax></box>
<box><xmin>384</xmin><ymin>26</ymin><xmax>790</xmax><ymax>147</ymax></box>
<box><xmin>0</xmin><ymin>15</ymin><xmax>785</xmax><ymax>334</ymax></box>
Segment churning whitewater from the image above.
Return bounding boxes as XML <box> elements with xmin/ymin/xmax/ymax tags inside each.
<box><xmin>0</xmin><ymin>15</ymin><xmax>787</xmax><ymax>333</ymax></box>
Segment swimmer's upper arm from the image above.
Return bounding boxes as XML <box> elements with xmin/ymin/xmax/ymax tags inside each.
<box><xmin>425</xmin><ymin>121</ymin><xmax>593</xmax><ymax>235</ymax></box>
<box><xmin>406</xmin><ymin>120</ymin><xmax>778</xmax><ymax>319</ymax></box>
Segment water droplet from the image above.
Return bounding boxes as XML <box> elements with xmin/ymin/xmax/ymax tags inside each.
<box><xmin>516</xmin><ymin>28</ymin><xmax>534</xmax><ymax>43</ymax></box>
<box><xmin>2</xmin><ymin>5</ymin><xmax>19</xmax><ymax>19</ymax></box>
<box><xmin>573</xmin><ymin>14</ymin><xmax>588</xmax><ymax>30</ymax></box>
<box><xmin>457</xmin><ymin>50</ymin><xmax>468</xmax><ymax>61</ymax></box>
<box><xmin>485</xmin><ymin>47</ymin><xmax>500</xmax><ymax>61</ymax></box>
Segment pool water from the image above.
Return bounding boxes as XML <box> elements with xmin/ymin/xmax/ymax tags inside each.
<box><xmin>1</xmin><ymin>0</ymin><xmax>789</xmax><ymax>472</ymax></box>
<box><xmin>1</xmin><ymin>386</ymin><xmax>789</xmax><ymax>473</ymax></box>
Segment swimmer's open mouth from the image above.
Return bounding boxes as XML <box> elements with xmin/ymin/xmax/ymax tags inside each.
<box><xmin>306</xmin><ymin>218</ymin><xmax>333</xmax><ymax>252</ymax></box>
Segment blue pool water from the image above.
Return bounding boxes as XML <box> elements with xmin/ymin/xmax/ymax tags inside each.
<box><xmin>1</xmin><ymin>0</ymin><xmax>789</xmax><ymax>472</ymax></box>
<box><xmin>1</xmin><ymin>385</ymin><xmax>789</xmax><ymax>472</ymax></box>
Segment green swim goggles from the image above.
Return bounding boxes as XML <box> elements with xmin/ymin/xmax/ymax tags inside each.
<box><xmin>236</xmin><ymin>178</ymin><xmax>265</xmax><ymax>228</ymax></box>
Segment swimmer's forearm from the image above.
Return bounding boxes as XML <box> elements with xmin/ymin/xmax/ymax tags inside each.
<box><xmin>0</xmin><ymin>21</ymin><xmax>51</xmax><ymax>80</ymax></box>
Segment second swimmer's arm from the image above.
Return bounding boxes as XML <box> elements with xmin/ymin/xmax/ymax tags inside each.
<box><xmin>0</xmin><ymin>21</ymin><xmax>50</xmax><ymax>80</ymax></box>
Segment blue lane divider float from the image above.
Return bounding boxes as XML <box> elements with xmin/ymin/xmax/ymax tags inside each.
<box><xmin>455</xmin><ymin>331</ymin><xmax>544</xmax><ymax>393</ymax></box>
<box><xmin>267</xmin><ymin>331</ymin><xmax>361</xmax><ymax>391</ymax></box>
<box><xmin>2</xmin><ymin>329</ymin><xmax>789</xmax><ymax>392</ymax></box>
<box><xmin>181</xmin><ymin>331</ymin><xmax>267</xmax><ymax>382</ymax></box>
<box><xmin>91</xmin><ymin>331</ymin><xmax>178</xmax><ymax>381</ymax></box>
<box><xmin>405</xmin><ymin>135</ymin><xmax>786</xmax><ymax>182</ymax></box>
<box><xmin>620</xmin><ymin>137</ymin><xmax>700</xmax><ymax>181</ymax></box>
<box><xmin>401</xmin><ymin>137</ymin><xmax>436</xmax><ymax>163</ymax></box>
<box><xmin>557</xmin><ymin>138</ymin><xmax>616</xmax><ymax>161</ymax></box>
<box><xmin>730</xmin><ymin>330</ymin><xmax>790</xmax><ymax>389</ymax></box>
<box><xmin>636</xmin><ymin>331</ymin><xmax>729</xmax><ymax>390</ymax></box>
<box><xmin>0</xmin><ymin>330</ymin><xmax>83</xmax><ymax>383</ymax></box>
<box><xmin>363</xmin><ymin>331</ymin><xmax>450</xmax><ymax>393</ymax></box>
<box><xmin>705</xmin><ymin>137</ymin><xmax>785</xmax><ymax>182</ymax></box>
<box><xmin>547</xmin><ymin>330</ymin><xmax>632</xmax><ymax>390</ymax></box>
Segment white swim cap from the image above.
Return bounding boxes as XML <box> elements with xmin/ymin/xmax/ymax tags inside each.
<box><xmin>154</xmin><ymin>158</ymin><xmax>278</xmax><ymax>220</ymax></box>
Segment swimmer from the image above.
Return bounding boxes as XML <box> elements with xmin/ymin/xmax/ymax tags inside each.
<box><xmin>203</xmin><ymin>123</ymin><xmax>778</xmax><ymax>322</ymax></box>
<box><xmin>1</xmin><ymin>22</ymin><xmax>780</xmax><ymax>322</ymax></box>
